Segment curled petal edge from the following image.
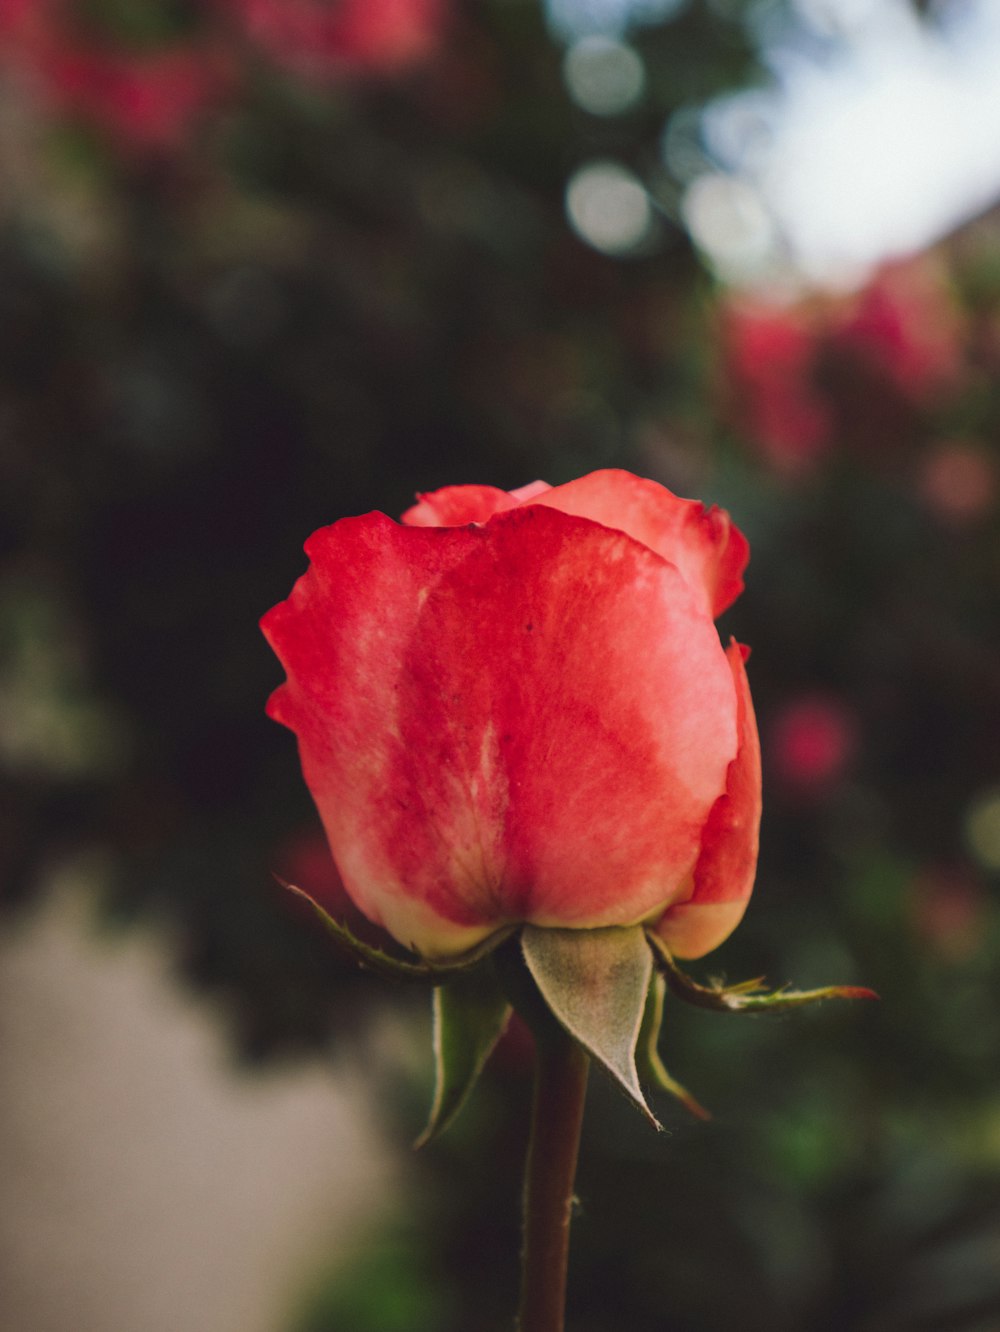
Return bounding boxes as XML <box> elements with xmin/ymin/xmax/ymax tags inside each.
<box><xmin>656</xmin><ymin>639</ymin><xmax>760</xmax><ymax>960</ymax></box>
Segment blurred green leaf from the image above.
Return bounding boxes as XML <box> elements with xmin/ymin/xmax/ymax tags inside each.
<box><xmin>416</xmin><ymin>966</ymin><xmax>511</xmax><ymax>1147</ymax></box>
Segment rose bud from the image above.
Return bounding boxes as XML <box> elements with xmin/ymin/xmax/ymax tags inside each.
<box><xmin>261</xmin><ymin>469</ymin><xmax>761</xmax><ymax>962</ymax></box>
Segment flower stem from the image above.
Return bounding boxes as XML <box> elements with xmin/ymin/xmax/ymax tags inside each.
<box><xmin>518</xmin><ymin>1017</ymin><xmax>590</xmax><ymax>1332</ymax></box>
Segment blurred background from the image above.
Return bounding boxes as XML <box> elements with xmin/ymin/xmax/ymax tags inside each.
<box><xmin>2</xmin><ymin>0</ymin><xmax>1000</xmax><ymax>1328</ymax></box>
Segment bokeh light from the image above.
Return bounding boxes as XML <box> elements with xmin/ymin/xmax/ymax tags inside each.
<box><xmin>964</xmin><ymin>788</ymin><xmax>1000</xmax><ymax>873</ymax></box>
<box><xmin>697</xmin><ymin>0</ymin><xmax>1000</xmax><ymax>284</ymax></box>
<box><xmin>546</xmin><ymin>0</ymin><xmax>688</xmax><ymax>40</ymax></box>
<box><xmin>565</xmin><ymin>160</ymin><xmax>652</xmax><ymax>254</ymax></box>
<box><xmin>563</xmin><ymin>35</ymin><xmax>645</xmax><ymax>115</ymax></box>
<box><xmin>770</xmin><ymin>694</ymin><xmax>858</xmax><ymax>793</ymax></box>
<box><xmin>661</xmin><ymin>103</ymin><xmax>715</xmax><ymax>183</ymax></box>
<box><xmin>681</xmin><ymin>171</ymin><xmax>776</xmax><ymax>282</ymax></box>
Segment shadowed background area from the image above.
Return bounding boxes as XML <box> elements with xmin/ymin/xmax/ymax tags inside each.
<box><xmin>2</xmin><ymin>1</ymin><xmax>1000</xmax><ymax>1329</ymax></box>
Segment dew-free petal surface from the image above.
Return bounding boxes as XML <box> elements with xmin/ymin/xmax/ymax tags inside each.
<box><xmin>263</xmin><ymin>505</ymin><xmax>738</xmax><ymax>957</ymax></box>
<box><xmin>401</xmin><ymin>480</ymin><xmax>552</xmax><ymax>528</ymax></box>
<box><xmin>401</xmin><ymin>485</ymin><xmax>521</xmax><ymax>527</ymax></box>
<box><xmin>526</xmin><ymin>469</ymin><xmax>749</xmax><ymax>618</ymax></box>
<box><xmin>656</xmin><ymin>640</ymin><xmax>761</xmax><ymax>959</ymax></box>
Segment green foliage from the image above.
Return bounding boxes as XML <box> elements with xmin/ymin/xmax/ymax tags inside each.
<box><xmin>417</xmin><ymin>966</ymin><xmax>512</xmax><ymax>1146</ymax></box>
<box><xmin>77</xmin><ymin>0</ymin><xmax>200</xmax><ymax>46</ymax></box>
<box><xmin>293</xmin><ymin>1231</ymin><xmax>458</xmax><ymax>1332</ymax></box>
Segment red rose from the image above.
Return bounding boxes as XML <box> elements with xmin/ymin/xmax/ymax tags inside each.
<box><xmin>261</xmin><ymin>469</ymin><xmax>761</xmax><ymax>960</ymax></box>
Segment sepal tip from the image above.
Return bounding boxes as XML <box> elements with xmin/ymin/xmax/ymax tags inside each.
<box><xmin>647</xmin><ymin>930</ymin><xmax>878</xmax><ymax>1014</ymax></box>
<box><xmin>277</xmin><ymin>876</ymin><xmax>515</xmax><ymax>984</ymax></box>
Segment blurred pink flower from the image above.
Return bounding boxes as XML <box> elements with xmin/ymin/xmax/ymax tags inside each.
<box><xmin>909</xmin><ymin>866</ymin><xmax>987</xmax><ymax>962</ymax></box>
<box><xmin>39</xmin><ymin>43</ymin><xmax>229</xmax><ymax>154</ymax></box>
<box><xmin>0</xmin><ymin>0</ymin><xmax>37</xmax><ymax>35</ymax></box>
<box><xmin>0</xmin><ymin>0</ymin><xmax>231</xmax><ymax>155</ymax></box>
<box><xmin>0</xmin><ymin>0</ymin><xmax>57</xmax><ymax>68</ymax></box>
<box><xmin>720</xmin><ymin>300</ymin><xmax>832</xmax><ymax>475</ymax></box>
<box><xmin>229</xmin><ymin>0</ymin><xmax>448</xmax><ymax>79</ymax></box>
<box><xmin>918</xmin><ymin>440</ymin><xmax>996</xmax><ymax>526</ymax></box>
<box><xmin>771</xmin><ymin>694</ymin><xmax>857</xmax><ymax>792</ymax></box>
<box><xmin>831</xmin><ymin>260</ymin><xmax>964</xmax><ymax>405</ymax></box>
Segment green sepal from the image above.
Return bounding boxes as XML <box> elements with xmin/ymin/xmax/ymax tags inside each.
<box><xmin>521</xmin><ymin>924</ymin><xmax>660</xmax><ymax>1129</ymax></box>
<box><xmin>637</xmin><ymin>971</ymin><xmax>711</xmax><ymax>1122</ymax></box>
<box><xmin>415</xmin><ymin>966</ymin><xmax>512</xmax><ymax>1148</ymax></box>
<box><xmin>280</xmin><ymin>879</ymin><xmax>516</xmax><ymax>985</ymax></box>
<box><xmin>646</xmin><ymin>931</ymin><xmax>879</xmax><ymax>1013</ymax></box>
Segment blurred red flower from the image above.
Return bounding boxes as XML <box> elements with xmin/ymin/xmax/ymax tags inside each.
<box><xmin>39</xmin><ymin>43</ymin><xmax>229</xmax><ymax>154</ymax></box>
<box><xmin>0</xmin><ymin>0</ymin><xmax>230</xmax><ymax>155</ymax></box>
<box><xmin>0</xmin><ymin>0</ymin><xmax>36</xmax><ymax>36</ymax></box>
<box><xmin>720</xmin><ymin>299</ymin><xmax>832</xmax><ymax>474</ymax></box>
<box><xmin>909</xmin><ymin>866</ymin><xmax>986</xmax><ymax>962</ymax></box>
<box><xmin>229</xmin><ymin>0</ymin><xmax>448</xmax><ymax>79</ymax></box>
<box><xmin>831</xmin><ymin>259</ymin><xmax>964</xmax><ymax>405</ymax></box>
<box><xmin>771</xmin><ymin>694</ymin><xmax>857</xmax><ymax>793</ymax></box>
<box><xmin>918</xmin><ymin>440</ymin><xmax>996</xmax><ymax>526</ymax></box>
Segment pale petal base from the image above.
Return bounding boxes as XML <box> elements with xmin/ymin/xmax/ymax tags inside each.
<box><xmin>655</xmin><ymin>898</ymin><xmax>750</xmax><ymax>961</ymax></box>
<box><xmin>364</xmin><ymin>892</ymin><xmax>500</xmax><ymax>961</ymax></box>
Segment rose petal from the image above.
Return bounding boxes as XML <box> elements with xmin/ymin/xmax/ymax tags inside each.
<box><xmin>262</xmin><ymin>505</ymin><xmax>738</xmax><ymax>957</ymax></box>
<box><xmin>401</xmin><ymin>472</ymin><xmax>748</xmax><ymax>619</ymax></box>
<box><xmin>526</xmin><ymin>469</ymin><xmax>749</xmax><ymax>618</ymax></box>
<box><xmin>508</xmin><ymin>479</ymin><xmax>552</xmax><ymax>504</ymax></box>
<box><xmin>656</xmin><ymin>640</ymin><xmax>761</xmax><ymax>959</ymax></box>
<box><xmin>402</xmin><ymin>485</ymin><xmax>521</xmax><ymax>527</ymax></box>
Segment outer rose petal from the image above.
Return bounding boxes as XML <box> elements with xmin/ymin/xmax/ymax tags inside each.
<box><xmin>401</xmin><ymin>470</ymin><xmax>748</xmax><ymax>617</ymax></box>
<box><xmin>401</xmin><ymin>480</ymin><xmax>551</xmax><ymax>527</ymax></box>
<box><xmin>262</xmin><ymin>504</ymin><xmax>738</xmax><ymax>957</ymax></box>
<box><xmin>402</xmin><ymin>485</ymin><xmax>521</xmax><ymax>527</ymax></box>
<box><xmin>655</xmin><ymin>640</ymin><xmax>761</xmax><ymax>959</ymax></box>
<box><xmin>526</xmin><ymin>469</ymin><xmax>749</xmax><ymax>619</ymax></box>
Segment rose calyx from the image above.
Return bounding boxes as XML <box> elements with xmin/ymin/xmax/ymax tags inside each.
<box><xmin>285</xmin><ymin>879</ymin><xmax>875</xmax><ymax>1138</ymax></box>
